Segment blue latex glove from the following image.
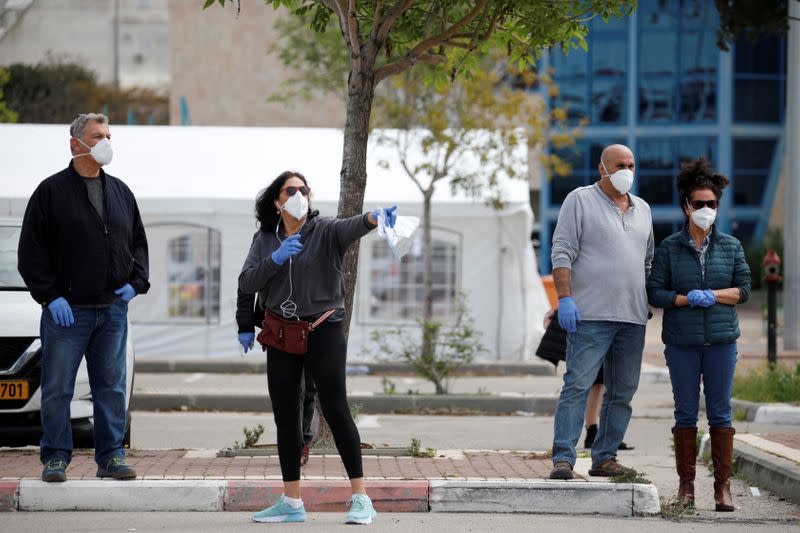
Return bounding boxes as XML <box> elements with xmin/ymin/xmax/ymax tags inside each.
<box><xmin>701</xmin><ymin>289</ymin><xmax>717</xmax><ymax>307</ymax></box>
<box><xmin>686</xmin><ymin>290</ymin><xmax>708</xmax><ymax>307</ymax></box>
<box><xmin>372</xmin><ymin>205</ymin><xmax>397</xmax><ymax>228</ymax></box>
<box><xmin>114</xmin><ymin>283</ymin><xmax>136</xmax><ymax>302</ymax></box>
<box><xmin>238</xmin><ymin>332</ymin><xmax>255</xmax><ymax>353</ymax></box>
<box><xmin>271</xmin><ymin>234</ymin><xmax>303</xmax><ymax>265</ymax></box>
<box><xmin>48</xmin><ymin>297</ymin><xmax>74</xmax><ymax>327</ymax></box>
<box><xmin>557</xmin><ymin>296</ymin><xmax>580</xmax><ymax>334</ymax></box>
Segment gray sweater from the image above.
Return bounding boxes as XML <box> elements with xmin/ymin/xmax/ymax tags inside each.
<box><xmin>551</xmin><ymin>183</ymin><xmax>654</xmax><ymax>325</ymax></box>
<box><xmin>238</xmin><ymin>214</ymin><xmax>375</xmax><ymax>318</ymax></box>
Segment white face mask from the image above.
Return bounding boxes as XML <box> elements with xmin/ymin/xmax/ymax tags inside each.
<box><xmin>74</xmin><ymin>137</ymin><xmax>113</xmax><ymax>166</ymax></box>
<box><xmin>278</xmin><ymin>191</ymin><xmax>309</xmax><ymax>220</ymax></box>
<box><xmin>602</xmin><ymin>162</ymin><xmax>634</xmax><ymax>195</ymax></box>
<box><xmin>689</xmin><ymin>205</ymin><xmax>716</xmax><ymax>231</ymax></box>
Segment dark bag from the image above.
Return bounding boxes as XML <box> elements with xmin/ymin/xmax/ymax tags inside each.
<box><xmin>535</xmin><ymin>310</ymin><xmax>567</xmax><ymax>367</ymax></box>
<box><xmin>258</xmin><ymin>310</ymin><xmax>335</xmax><ymax>355</ymax></box>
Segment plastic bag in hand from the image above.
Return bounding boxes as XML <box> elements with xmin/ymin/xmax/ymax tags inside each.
<box><xmin>376</xmin><ymin>205</ymin><xmax>419</xmax><ymax>260</ymax></box>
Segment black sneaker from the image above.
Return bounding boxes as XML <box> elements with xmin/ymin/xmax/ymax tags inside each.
<box><xmin>549</xmin><ymin>461</ymin><xmax>574</xmax><ymax>480</ymax></box>
<box><xmin>42</xmin><ymin>458</ymin><xmax>68</xmax><ymax>482</ymax></box>
<box><xmin>97</xmin><ymin>457</ymin><xmax>137</xmax><ymax>480</ymax></box>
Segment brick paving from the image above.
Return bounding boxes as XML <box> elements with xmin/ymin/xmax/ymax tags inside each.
<box><xmin>760</xmin><ymin>432</ymin><xmax>800</xmax><ymax>450</ymax></box>
<box><xmin>0</xmin><ymin>449</ymin><xmax>555</xmax><ymax>481</ymax></box>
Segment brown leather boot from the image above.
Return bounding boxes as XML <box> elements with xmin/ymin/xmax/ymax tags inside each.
<box><xmin>672</xmin><ymin>427</ymin><xmax>697</xmax><ymax>506</ymax></box>
<box><xmin>710</xmin><ymin>426</ymin><xmax>735</xmax><ymax>512</ymax></box>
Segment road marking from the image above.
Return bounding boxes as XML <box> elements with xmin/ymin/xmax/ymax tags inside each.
<box><xmin>183</xmin><ymin>373</ymin><xmax>206</xmax><ymax>384</ymax></box>
<box><xmin>356</xmin><ymin>415</ymin><xmax>381</xmax><ymax>429</ymax></box>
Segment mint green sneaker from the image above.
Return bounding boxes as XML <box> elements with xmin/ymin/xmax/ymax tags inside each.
<box><xmin>250</xmin><ymin>495</ymin><xmax>306</xmax><ymax>523</ymax></box>
<box><xmin>345</xmin><ymin>493</ymin><xmax>377</xmax><ymax>525</ymax></box>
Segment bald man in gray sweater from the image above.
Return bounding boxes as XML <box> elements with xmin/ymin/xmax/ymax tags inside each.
<box><xmin>549</xmin><ymin>144</ymin><xmax>654</xmax><ymax>480</ymax></box>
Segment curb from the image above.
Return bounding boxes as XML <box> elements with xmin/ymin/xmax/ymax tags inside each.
<box><xmin>131</xmin><ymin>392</ymin><xmax>559</xmax><ymax>415</ymax></box>
<box><xmin>0</xmin><ymin>479</ymin><xmax>659</xmax><ymax>515</ymax></box>
<box><xmin>428</xmin><ymin>480</ymin><xmax>660</xmax><ymax>516</ymax></box>
<box><xmin>729</xmin><ymin>399</ymin><xmax>800</xmax><ymax>425</ymax></box>
<box><xmin>699</xmin><ymin>437</ymin><xmax>800</xmax><ymax>505</ymax></box>
<box><xmin>134</xmin><ymin>359</ymin><xmax>556</xmax><ymax>376</ymax></box>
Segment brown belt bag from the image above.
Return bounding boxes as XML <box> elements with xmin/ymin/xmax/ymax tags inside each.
<box><xmin>258</xmin><ymin>309</ymin><xmax>336</xmax><ymax>355</ymax></box>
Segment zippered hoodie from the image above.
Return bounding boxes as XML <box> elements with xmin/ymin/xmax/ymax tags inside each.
<box><xmin>646</xmin><ymin>226</ymin><xmax>751</xmax><ymax>346</ymax></box>
<box><xmin>18</xmin><ymin>161</ymin><xmax>150</xmax><ymax>306</ymax></box>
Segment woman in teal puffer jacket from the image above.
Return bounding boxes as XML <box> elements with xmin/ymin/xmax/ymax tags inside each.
<box><xmin>647</xmin><ymin>158</ymin><xmax>751</xmax><ymax>512</ymax></box>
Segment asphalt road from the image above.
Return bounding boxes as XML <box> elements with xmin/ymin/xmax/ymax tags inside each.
<box><xmin>2</xmin><ymin>512</ymin><xmax>797</xmax><ymax>533</ymax></box>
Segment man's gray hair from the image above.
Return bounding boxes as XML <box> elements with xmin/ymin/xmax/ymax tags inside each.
<box><xmin>70</xmin><ymin>113</ymin><xmax>108</xmax><ymax>139</ymax></box>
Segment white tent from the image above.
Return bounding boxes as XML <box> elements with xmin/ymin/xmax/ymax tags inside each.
<box><xmin>0</xmin><ymin>124</ymin><xmax>549</xmax><ymax>360</ymax></box>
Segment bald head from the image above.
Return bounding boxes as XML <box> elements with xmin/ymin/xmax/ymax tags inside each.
<box><xmin>599</xmin><ymin>144</ymin><xmax>635</xmax><ymax>178</ymax></box>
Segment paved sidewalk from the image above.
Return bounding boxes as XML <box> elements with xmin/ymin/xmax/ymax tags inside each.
<box><xmin>0</xmin><ymin>448</ymin><xmax>662</xmax><ymax>515</ymax></box>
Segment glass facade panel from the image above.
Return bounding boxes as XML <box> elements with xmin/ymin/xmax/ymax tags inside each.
<box><xmin>680</xmin><ymin>32</ymin><xmax>718</xmax><ymax>75</ymax></box>
<box><xmin>733</xmin><ymin>138</ymin><xmax>777</xmax><ymax>169</ymax></box>
<box><xmin>679</xmin><ymin>78</ymin><xmax>716</xmax><ymax>121</ymax></box>
<box><xmin>678</xmin><ymin>137</ymin><xmax>715</xmax><ymax>165</ymax></box>
<box><xmin>550</xmin><ymin>49</ymin><xmax>586</xmax><ymax>78</ymax></box>
<box><xmin>639</xmin><ymin>0</ymin><xmax>676</xmax><ymax>29</ymax></box>
<box><xmin>591</xmin><ymin>78</ymin><xmax>625</xmax><ymax>123</ymax></box>
<box><xmin>638</xmin><ymin>175</ymin><xmax>675</xmax><ymax>205</ymax></box>
<box><xmin>550</xmin><ymin>175</ymin><xmax>585</xmax><ymax>204</ymax></box>
<box><xmin>734</xmin><ymin>79</ymin><xmax>782</xmax><ymax>123</ymax></box>
<box><xmin>732</xmin><ymin>175</ymin><xmax>767</xmax><ymax>206</ymax></box>
<box><xmin>653</xmin><ymin>222</ymin><xmax>679</xmax><ymax>245</ymax></box>
<box><xmin>592</xmin><ymin>36</ymin><xmax>626</xmax><ymax>77</ymax></box>
<box><xmin>639</xmin><ymin>78</ymin><xmax>674</xmax><ymax>121</ymax></box>
<box><xmin>731</xmin><ymin>221</ymin><xmax>757</xmax><ymax>245</ymax></box>
<box><xmin>640</xmin><ymin>33</ymin><xmax>677</xmax><ymax>75</ymax></box>
<box><xmin>555</xmin><ymin>80</ymin><xmax>588</xmax><ymax>123</ymax></box>
<box><xmin>735</xmin><ymin>37</ymin><xmax>782</xmax><ymax>75</ymax></box>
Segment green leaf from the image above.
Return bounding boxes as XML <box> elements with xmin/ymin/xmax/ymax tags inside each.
<box><xmin>202</xmin><ymin>0</ymin><xmax>216</xmax><ymax>9</ymax></box>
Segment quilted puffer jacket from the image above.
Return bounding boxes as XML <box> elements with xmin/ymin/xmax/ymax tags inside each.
<box><xmin>647</xmin><ymin>226</ymin><xmax>751</xmax><ymax>346</ymax></box>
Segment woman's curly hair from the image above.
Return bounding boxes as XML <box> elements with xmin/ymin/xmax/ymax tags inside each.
<box><xmin>676</xmin><ymin>157</ymin><xmax>730</xmax><ymax>213</ymax></box>
<box><xmin>255</xmin><ymin>171</ymin><xmax>319</xmax><ymax>232</ymax></box>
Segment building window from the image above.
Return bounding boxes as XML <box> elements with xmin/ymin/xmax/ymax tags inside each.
<box><xmin>732</xmin><ymin>137</ymin><xmax>777</xmax><ymax>206</ymax></box>
<box><xmin>638</xmin><ymin>0</ymin><xmax>719</xmax><ymax>123</ymax></box>
<box><xmin>637</xmin><ymin>136</ymin><xmax>715</xmax><ymax>206</ymax></box>
<box><xmin>130</xmin><ymin>223</ymin><xmax>221</xmax><ymax>324</ymax></box>
<box><xmin>734</xmin><ymin>36</ymin><xmax>786</xmax><ymax>123</ymax></box>
<box><xmin>167</xmin><ymin>229</ymin><xmax>221</xmax><ymax>320</ymax></box>
<box><xmin>366</xmin><ymin>231</ymin><xmax>459</xmax><ymax>321</ymax></box>
<box><xmin>549</xmin><ymin>16</ymin><xmax>628</xmax><ymax>126</ymax></box>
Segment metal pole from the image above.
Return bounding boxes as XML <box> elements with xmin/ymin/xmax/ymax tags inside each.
<box><xmin>785</xmin><ymin>0</ymin><xmax>800</xmax><ymax>349</ymax></box>
<box><xmin>768</xmin><ymin>280</ymin><xmax>778</xmax><ymax>364</ymax></box>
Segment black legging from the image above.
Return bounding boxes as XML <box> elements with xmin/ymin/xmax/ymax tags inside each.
<box><xmin>267</xmin><ymin>319</ymin><xmax>362</xmax><ymax>482</ymax></box>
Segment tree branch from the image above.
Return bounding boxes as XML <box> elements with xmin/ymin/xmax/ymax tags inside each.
<box><xmin>376</xmin><ymin>0</ymin><xmax>414</xmax><ymax>43</ymax></box>
<box><xmin>375</xmin><ymin>52</ymin><xmax>446</xmax><ymax>82</ymax></box>
<box><xmin>345</xmin><ymin>0</ymin><xmax>363</xmax><ymax>87</ymax></box>
<box><xmin>407</xmin><ymin>0</ymin><xmax>491</xmax><ymax>58</ymax></box>
<box><xmin>369</xmin><ymin>0</ymin><xmax>382</xmax><ymax>42</ymax></box>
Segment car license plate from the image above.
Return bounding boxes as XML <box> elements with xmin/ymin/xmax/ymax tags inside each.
<box><xmin>0</xmin><ymin>380</ymin><xmax>29</xmax><ymax>400</ymax></box>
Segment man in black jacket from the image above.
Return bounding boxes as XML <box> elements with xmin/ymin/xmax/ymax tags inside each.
<box><xmin>18</xmin><ymin>113</ymin><xmax>149</xmax><ymax>482</ymax></box>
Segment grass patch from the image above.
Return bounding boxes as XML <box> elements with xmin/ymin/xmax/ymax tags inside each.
<box><xmin>733</xmin><ymin>407</ymin><xmax>749</xmax><ymax>421</ymax></box>
<box><xmin>659</xmin><ymin>497</ymin><xmax>695</xmax><ymax>519</ymax></box>
<box><xmin>608</xmin><ymin>470</ymin><xmax>651</xmax><ymax>484</ymax></box>
<box><xmin>408</xmin><ymin>437</ymin><xmax>437</xmax><ymax>458</ymax></box>
<box><xmin>732</xmin><ymin>362</ymin><xmax>800</xmax><ymax>404</ymax></box>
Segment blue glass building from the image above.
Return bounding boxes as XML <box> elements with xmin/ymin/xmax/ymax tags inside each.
<box><xmin>537</xmin><ymin>0</ymin><xmax>787</xmax><ymax>273</ymax></box>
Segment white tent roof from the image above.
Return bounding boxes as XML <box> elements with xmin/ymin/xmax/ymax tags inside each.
<box><xmin>0</xmin><ymin>124</ymin><xmax>531</xmax><ymax>208</ymax></box>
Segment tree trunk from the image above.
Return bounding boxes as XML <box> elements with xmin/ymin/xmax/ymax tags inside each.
<box><xmin>338</xmin><ymin>73</ymin><xmax>377</xmax><ymax>339</ymax></box>
<box><xmin>316</xmin><ymin>68</ymin><xmax>377</xmax><ymax>446</ymax></box>
<box><xmin>421</xmin><ymin>189</ymin><xmax>435</xmax><ymax>364</ymax></box>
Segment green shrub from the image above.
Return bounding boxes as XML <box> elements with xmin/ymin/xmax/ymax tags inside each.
<box><xmin>733</xmin><ymin>362</ymin><xmax>800</xmax><ymax>404</ymax></box>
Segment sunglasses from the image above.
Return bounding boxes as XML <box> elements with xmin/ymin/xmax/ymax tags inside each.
<box><xmin>688</xmin><ymin>199</ymin><xmax>718</xmax><ymax>209</ymax></box>
<box><xmin>281</xmin><ymin>185</ymin><xmax>311</xmax><ymax>197</ymax></box>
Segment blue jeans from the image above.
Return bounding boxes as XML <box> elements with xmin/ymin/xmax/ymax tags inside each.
<box><xmin>665</xmin><ymin>343</ymin><xmax>737</xmax><ymax>428</ymax></box>
<box><xmin>552</xmin><ymin>320</ymin><xmax>645</xmax><ymax>467</ymax></box>
<box><xmin>39</xmin><ymin>300</ymin><xmax>129</xmax><ymax>466</ymax></box>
